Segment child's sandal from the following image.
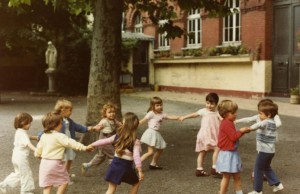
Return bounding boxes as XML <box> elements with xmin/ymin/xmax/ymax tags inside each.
<box><xmin>195</xmin><ymin>169</ymin><xmax>209</xmax><ymax>177</ymax></box>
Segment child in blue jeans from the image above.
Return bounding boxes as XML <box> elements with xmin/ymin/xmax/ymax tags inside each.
<box><xmin>247</xmin><ymin>102</ymin><xmax>283</xmax><ymax>194</ymax></box>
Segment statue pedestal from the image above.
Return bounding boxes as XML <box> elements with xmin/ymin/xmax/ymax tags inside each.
<box><xmin>45</xmin><ymin>69</ymin><xmax>56</xmax><ymax>93</ymax></box>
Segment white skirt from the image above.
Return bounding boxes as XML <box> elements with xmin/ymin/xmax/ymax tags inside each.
<box><xmin>140</xmin><ymin>128</ymin><xmax>166</xmax><ymax>149</ymax></box>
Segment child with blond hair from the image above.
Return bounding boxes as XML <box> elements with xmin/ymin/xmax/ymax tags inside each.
<box><xmin>81</xmin><ymin>103</ymin><xmax>122</xmax><ymax>175</ymax></box>
<box><xmin>35</xmin><ymin>112</ymin><xmax>93</xmax><ymax>194</ymax></box>
<box><xmin>216</xmin><ymin>100</ymin><xmax>251</xmax><ymax>194</ymax></box>
<box><xmin>53</xmin><ymin>99</ymin><xmax>93</xmax><ymax>177</ymax></box>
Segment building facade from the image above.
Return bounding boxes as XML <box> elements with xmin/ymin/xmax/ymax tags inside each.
<box><xmin>124</xmin><ymin>0</ymin><xmax>300</xmax><ymax>98</ymax></box>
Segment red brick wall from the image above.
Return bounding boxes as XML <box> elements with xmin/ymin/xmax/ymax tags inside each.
<box><xmin>202</xmin><ymin>16</ymin><xmax>222</xmax><ymax>47</ymax></box>
<box><xmin>125</xmin><ymin>0</ymin><xmax>272</xmax><ymax>60</ymax></box>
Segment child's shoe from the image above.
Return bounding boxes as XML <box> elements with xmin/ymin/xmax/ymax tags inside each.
<box><xmin>248</xmin><ymin>191</ymin><xmax>262</xmax><ymax>194</ymax></box>
<box><xmin>81</xmin><ymin>163</ymin><xmax>90</xmax><ymax>175</ymax></box>
<box><xmin>273</xmin><ymin>183</ymin><xmax>284</xmax><ymax>192</ymax></box>
<box><xmin>210</xmin><ymin>168</ymin><xmax>222</xmax><ymax>178</ymax></box>
<box><xmin>195</xmin><ymin>169</ymin><xmax>209</xmax><ymax>177</ymax></box>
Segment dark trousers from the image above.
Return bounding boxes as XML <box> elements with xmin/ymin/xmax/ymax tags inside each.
<box><xmin>253</xmin><ymin>152</ymin><xmax>280</xmax><ymax>192</ymax></box>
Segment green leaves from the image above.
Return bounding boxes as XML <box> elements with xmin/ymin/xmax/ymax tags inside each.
<box><xmin>9</xmin><ymin>0</ymin><xmax>31</xmax><ymax>7</ymax></box>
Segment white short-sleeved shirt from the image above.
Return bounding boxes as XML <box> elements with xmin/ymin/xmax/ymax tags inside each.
<box><xmin>13</xmin><ymin>128</ymin><xmax>31</xmax><ymax>156</ymax></box>
<box><xmin>145</xmin><ymin>111</ymin><xmax>167</xmax><ymax>131</ymax></box>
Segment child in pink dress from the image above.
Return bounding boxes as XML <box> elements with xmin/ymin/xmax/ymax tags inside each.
<box><xmin>180</xmin><ymin>93</ymin><xmax>222</xmax><ymax>177</ymax></box>
<box><xmin>35</xmin><ymin>112</ymin><xmax>93</xmax><ymax>194</ymax></box>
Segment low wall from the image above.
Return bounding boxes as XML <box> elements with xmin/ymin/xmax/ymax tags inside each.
<box><xmin>151</xmin><ymin>56</ymin><xmax>272</xmax><ymax>98</ymax></box>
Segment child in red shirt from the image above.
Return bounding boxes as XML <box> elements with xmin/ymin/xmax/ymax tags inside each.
<box><xmin>216</xmin><ymin>100</ymin><xmax>251</xmax><ymax>194</ymax></box>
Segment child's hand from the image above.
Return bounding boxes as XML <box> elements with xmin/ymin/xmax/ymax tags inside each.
<box><xmin>138</xmin><ymin>171</ymin><xmax>144</xmax><ymax>181</ymax></box>
<box><xmin>240</xmin><ymin>127</ymin><xmax>251</xmax><ymax>134</ymax></box>
<box><xmin>29</xmin><ymin>135</ymin><xmax>39</xmax><ymax>141</ymax></box>
<box><xmin>86</xmin><ymin>145</ymin><xmax>94</xmax><ymax>152</ymax></box>
<box><xmin>87</xmin><ymin>126</ymin><xmax>94</xmax><ymax>132</ymax></box>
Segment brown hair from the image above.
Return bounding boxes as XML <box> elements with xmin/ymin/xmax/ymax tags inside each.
<box><xmin>54</xmin><ymin>99</ymin><xmax>73</xmax><ymax>114</ymax></box>
<box><xmin>218</xmin><ymin>100</ymin><xmax>238</xmax><ymax>118</ymax></box>
<box><xmin>147</xmin><ymin>96</ymin><xmax>163</xmax><ymax>112</ymax></box>
<box><xmin>115</xmin><ymin>112</ymin><xmax>139</xmax><ymax>156</ymax></box>
<box><xmin>14</xmin><ymin>112</ymin><xmax>33</xmax><ymax>129</ymax></box>
<box><xmin>42</xmin><ymin>112</ymin><xmax>63</xmax><ymax>133</ymax></box>
<box><xmin>258</xmin><ymin>102</ymin><xmax>278</xmax><ymax>118</ymax></box>
<box><xmin>257</xmin><ymin>99</ymin><xmax>278</xmax><ymax>115</ymax></box>
<box><xmin>206</xmin><ymin>92</ymin><xmax>219</xmax><ymax>104</ymax></box>
<box><xmin>101</xmin><ymin>103</ymin><xmax>117</xmax><ymax>118</ymax></box>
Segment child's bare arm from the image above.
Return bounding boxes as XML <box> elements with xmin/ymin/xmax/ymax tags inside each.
<box><xmin>139</xmin><ymin>117</ymin><xmax>148</xmax><ymax>125</ymax></box>
<box><xmin>166</xmin><ymin>115</ymin><xmax>180</xmax><ymax>120</ymax></box>
<box><xmin>179</xmin><ymin>112</ymin><xmax>199</xmax><ymax>121</ymax></box>
<box><xmin>27</xmin><ymin>142</ymin><xmax>36</xmax><ymax>152</ymax></box>
<box><xmin>92</xmin><ymin>123</ymin><xmax>104</xmax><ymax>132</ymax></box>
<box><xmin>29</xmin><ymin>135</ymin><xmax>39</xmax><ymax>141</ymax></box>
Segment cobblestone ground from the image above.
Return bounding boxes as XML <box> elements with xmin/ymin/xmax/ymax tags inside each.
<box><xmin>0</xmin><ymin>92</ymin><xmax>298</xmax><ymax>194</ymax></box>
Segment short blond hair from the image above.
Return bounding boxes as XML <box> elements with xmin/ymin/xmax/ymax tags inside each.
<box><xmin>101</xmin><ymin>103</ymin><xmax>117</xmax><ymax>118</ymax></box>
<box><xmin>218</xmin><ymin>100</ymin><xmax>238</xmax><ymax>118</ymax></box>
<box><xmin>54</xmin><ymin>99</ymin><xmax>73</xmax><ymax>114</ymax></box>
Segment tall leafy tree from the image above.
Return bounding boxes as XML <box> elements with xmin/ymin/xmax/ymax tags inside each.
<box><xmin>7</xmin><ymin>0</ymin><xmax>230</xmax><ymax>140</ymax></box>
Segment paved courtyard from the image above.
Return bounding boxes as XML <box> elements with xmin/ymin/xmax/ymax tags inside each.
<box><xmin>0</xmin><ymin>91</ymin><xmax>299</xmax><ymax>194</ymax></box>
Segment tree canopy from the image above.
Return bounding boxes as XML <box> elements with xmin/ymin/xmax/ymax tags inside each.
<box><xmin>6</xmin><ymin>0</ymin><xmax>231</xmax><ymax>139</ymax></box>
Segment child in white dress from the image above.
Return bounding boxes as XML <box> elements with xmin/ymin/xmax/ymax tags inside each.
<box><xmin>0</xmin><ymin>113</ymin><xmax>36</xmax><ymax>194</ymax></box>
<box><xmin>140</xmin><ymin>96</ymin><xmax>179</xmax><ymax>170</ymax></box>
<box><xmin>179</xmin><ymin>93</ymin><xmax>222</xmax><ymax>177</ymax></box>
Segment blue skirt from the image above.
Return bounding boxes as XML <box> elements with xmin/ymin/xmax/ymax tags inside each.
<box><xmin>105</xmin><ymin>157</ymin><xmax>139</xmax><ymax>185</ymax></box>
<box><xmin>216</xmin><ymin>150</ymin><xmax>242</xmax><ymax>173</ymax></box>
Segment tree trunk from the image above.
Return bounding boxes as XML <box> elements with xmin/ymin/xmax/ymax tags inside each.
<box><xmin>83</xmin><ymin>0</ymin><xmax>123</xmax><ymax>144</ymax></box>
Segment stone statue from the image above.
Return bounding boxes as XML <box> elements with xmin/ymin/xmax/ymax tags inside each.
<box><xmin>45</xmin><ymin>41</ymin><xmax>57</xmax><ymax>73</ymax></box>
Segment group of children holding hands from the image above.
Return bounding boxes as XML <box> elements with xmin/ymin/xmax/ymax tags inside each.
<box><xmin>0</xmin><ymin>94</ymin><xmax>284</xmax><ymax>194</ymax></box>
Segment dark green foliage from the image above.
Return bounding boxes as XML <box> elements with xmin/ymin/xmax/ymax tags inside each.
<box><xmin>55</xmin><ymin>28</ymin><xmax>92</xmax><ymax>95</ymax></box>
<box><xmin>1</xmin><ymin>0</ymin><xmax>91</xmax><ymax>94</ymax></box>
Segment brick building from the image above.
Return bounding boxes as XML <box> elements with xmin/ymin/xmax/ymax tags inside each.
<box><xmin>124</xmin><ymin>0</ymin><xmax>300</xmax><ymax>98</ymax></box>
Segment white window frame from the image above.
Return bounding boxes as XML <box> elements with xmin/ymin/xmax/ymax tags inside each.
<box><xmin>187</xmin><ymin>9</ymin><xmax>201</xmax><ymax>48</ymax></box>
<box><xmin>158</xmin><ymin>20</ymin><xmax>170</xmax><ymax>50</ymax></box>
<box><xmin>134</xmin><ymin>13</ymin><xmax>143</xmax><ymax>33</ymax></box>
<box><xmin>223</xmin><ymin>0</ymin><xmax>241</xmax><ymax>46</ymax></box>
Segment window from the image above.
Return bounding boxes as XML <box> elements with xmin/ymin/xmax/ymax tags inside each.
<box><xmin>223</xmin><ymin>0</ymin><xmax>241</xmax><ymax>45</ymax></box>
<box><xmin>134</xmin><ymin>13</ymin><xmax>143</xmax><ymax>33</ymax></box>
<box><xmin>158</xmin><ymin>20</ymin><xmax>170</xmax><ymax>49</ymax></box>
<box><xmin>187</xmin><ymin>9</ymin><xmax>201</xmax><ymax>47</ymax></box>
